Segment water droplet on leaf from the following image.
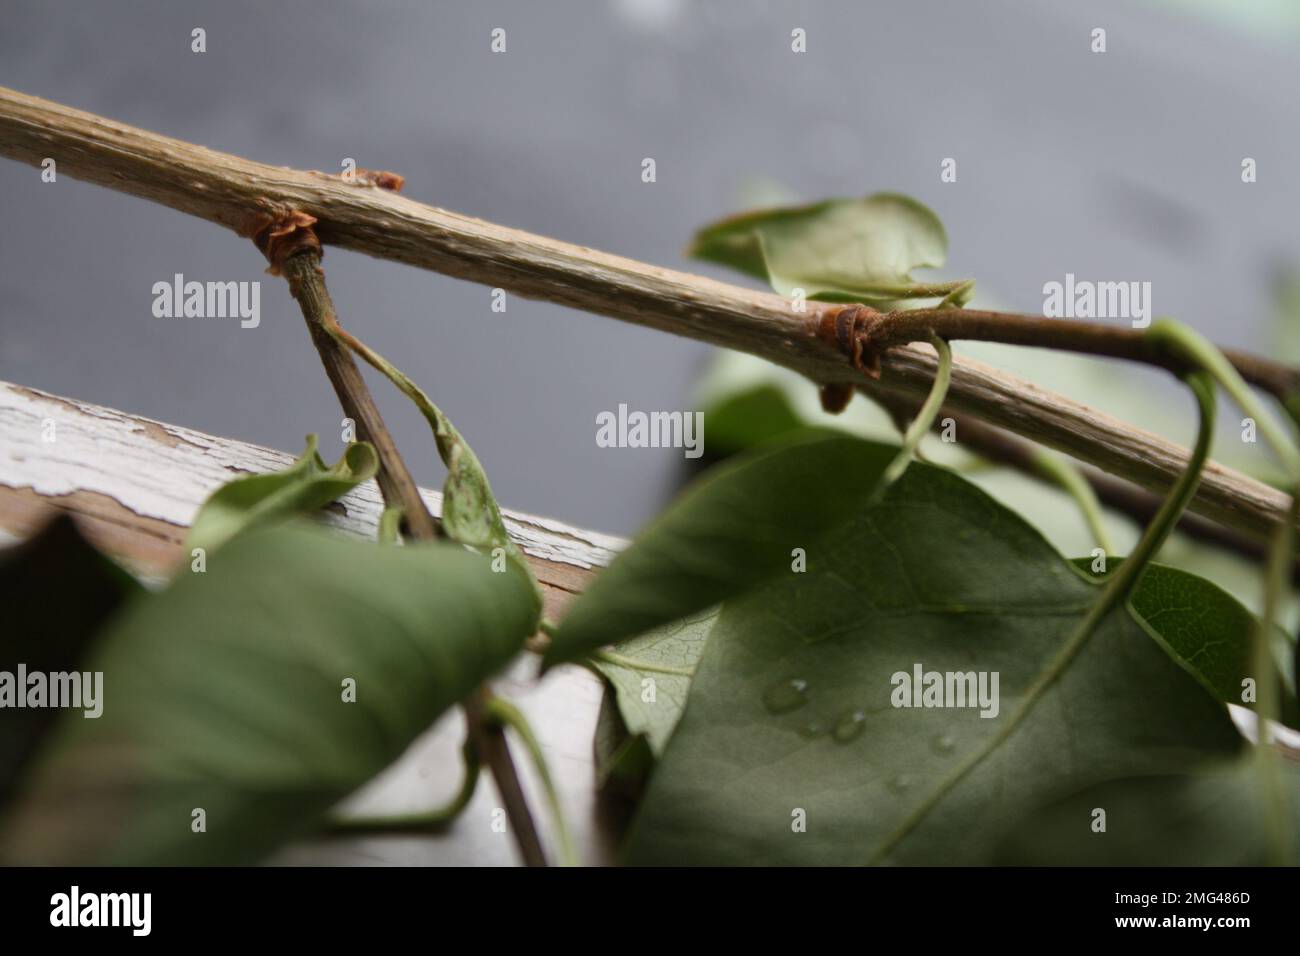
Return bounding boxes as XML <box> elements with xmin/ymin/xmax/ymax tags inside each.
<box><xmin>831</xmin><ymin>710</ymin><xmax>866</xmax><ymax>743</ymax></box>
<box><xmin>762</xmin><ymin>678</ymin><xmax>809</xmax><ymax>714</ymax></box>
<box><xmin>887</xmin><ymin>774</ymin><xmax>912</xmax><ymax>794</ymax></box>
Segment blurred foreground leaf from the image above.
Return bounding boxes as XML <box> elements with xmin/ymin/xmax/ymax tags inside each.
<box><xmin>0</xmin><ymin>522</ymin><xmax>535</xmax><ymax>865</ymax></box>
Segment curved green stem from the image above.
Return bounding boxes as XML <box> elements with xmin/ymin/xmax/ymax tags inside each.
<box><xmin>1255</xmin><ymin>489</ymin><xmax>1297</xmax><ymax>864</ymax></box>
<box><xmin>319</xmin><ymin>315</ymin><xmax>543</xmax><ymax>619</ymax></box>
<box><xmin>935</xmin><ymin>279</ymin><xmax>976</xmax><ymax>309</ymax></box>
<box><xmin>1148</xmin><ymin>319</ymin><xmax>1300</xmax><ymax>476</ymax></box>
<box><xmin>870</xmin><ymin>371</ymin><xmax>1216</xmax><ymax>864</ymax></box>
<box><xmin>484</xmin><ymin>696</ymin><xmax>579</xmax><ymax>867</ymax></box>
<box><xmin>377</xmin><ymin>505</ymin><xmax>405</xmax><ymax>546</ymax></box>
<box><xmin>1030</xmin><ymin>450</ymin><xmax>1116</xmax><ymax>555</ymax></box>
<box><xmin>874</xmin><ymin>333</ymin><xmax>953</xmax><ymax>500</ymax></box>
<box><xmin>327</xmin><ymin>737</ymin><xmax>480</xmax><ymax>834</ymax></box>
<box><xmin>1149</xmin><ymin>319</ymin><xmax>1300</xmax><ymax>863</ymax></box>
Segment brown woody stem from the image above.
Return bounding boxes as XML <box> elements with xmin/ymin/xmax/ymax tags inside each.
<box><xmin>854</xmin><ymin>307</ymin><xmax>1300</xmax><ymax>407</ymax></box>
<box><xmin>274</xmin><ymin>241</ymin><xmax>549</xmax><ymax>868</ymax></box>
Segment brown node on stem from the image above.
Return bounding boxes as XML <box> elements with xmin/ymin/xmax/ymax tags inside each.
<box><xmin>354</xmin><ymin>168</ymin><xmax>405</xmax><ymax>192</ymax></box>
<box><xmin>817</xmin><ymin>304</ymin><xmax>884</xmax><ymax>377</ymax></box>
<box><xmin>818</xmin><ymin>384</ymin><xmax>854</xmax><ymax>414</ymax></box>
<box><xmin>249</xmin><ymin>210</ymin><xmax>321</xmax><ymax>276</ymax></box>
<box><xmin>308</xmin><ymin>168</ymin><xmax>406</xmax><ymax>192</ymax></box>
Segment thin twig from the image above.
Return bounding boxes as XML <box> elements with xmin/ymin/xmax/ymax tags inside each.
<box><xmin>274</xmin><ymin>242</ymin><xmax>549</xmax><ymax>867</ymax></box>
<box><xmin>844</xmin><ymin>306</ymin><xmax>1300</xmax><ymax>407</ymax></box>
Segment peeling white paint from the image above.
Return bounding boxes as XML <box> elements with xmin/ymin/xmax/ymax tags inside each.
<box><xmin>0</xmin><ymin>381</ymin><xmax>622</xmax><ymax>569</ymax></box>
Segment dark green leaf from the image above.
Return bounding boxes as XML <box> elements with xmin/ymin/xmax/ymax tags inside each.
<box><xmin>701</xmin><ymin>384</ymin><xmax>810</xmax><ymax>458</ymax></box>
<box><xmin>544</xmin><ymin>434</ymin><xmax>895</xmax><ymax>667</ymax></box>
<box><xmin>1076</xmin><ymin>558</ymin><xmax>1299</xmax><ymax>727</ymax></box>
<box><xmin>185</xmin><ymin>435</ymin><xmax>378</xmax><ymax>554</ymax></box>
<box><xmin>0</xmin><ymin>522</ymin><xmax>536</xmax><ymax>865</ymax></box>
<box><xmin>0</xmin><ymin>516</ymin><xmax>140</xmax><ymax>807</ymax></box>
<box><xmin>996</xmin><ymin>757</ymin><xmax>1300</xmax><ymax>865</ymax></box>
<box><xmin>592</xmin><ymin>691</ymin><xmax>654</xmax><ymax>798</ymax></box>
<box><xmin>624</xmin><ymin>462</ymin><xmax>1244</xmax><ymax>865</ymax></box>
<box><xmin>689</xmin><ymin>193</ymin><xmax>955</xmax><ymax>301</ymax></box>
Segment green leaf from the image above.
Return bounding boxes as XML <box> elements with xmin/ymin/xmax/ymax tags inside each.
<box><xmin>592</xmin><ymin>691</ymin><xmax>655</xmax><ymax>797</ymax></box>
<box><xmin>327</xmin><ymin>329</ymin><xmax>544</xmax><ymax>621</ymax></box>
<box><xmin>701</xmin><ymin>384</ymin><xmax>813</xmax><ymax>458</ymax></box>
<box><xmin>0</xmin><ymin>522</ymin><xmax>536</xmax><ymax>865</ymax></box>
<box><xmin>1075</xmin><ymin>559</ymin><xmax>1299</xmax><ymax>727</ymax></box>
<box><xmin>996</xmin><ymin>757</ymin><xmax>1300</xmax><ymax>865</ymax></box>
<box><xmin>689</xmin><ymin>193</ymin><xmax>956</xmax><ymax>301</ymax></box>
<box><xmin>592</xmin><ymin>609</ymin><xmax>715</xmax><ymax>750</ymax></box>
<box><xmin>624</xmin><ymin>461</ymin><xmax>1245</xmax><ymax>865</ymax></box>
<box><xmin>0</xmin><ymin>516</ymin><xmax>140</xmax><ymax>807</ymax></box>
<box><xmin>185</xmin><ymin>435</ymin><xmax>378</xmax><ymax>554</ymax></box>
<box><xmin>543</xmin><ymin>434</ymin><xmax>895</xmax><ymax>668</ymax></box>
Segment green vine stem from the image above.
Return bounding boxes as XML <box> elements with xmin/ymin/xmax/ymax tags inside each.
<box><xmin>1147</xmin><ymin>319</ymin><xmax>1300</xmax><ymax>862</ymax></box>
<box><xmin>1256</xmin><ymin>492</ymin><xmax>1298</xmax><ymax>863</ymax></box>
<box><xmin>318</xmin><ymin>315</ymin><xmax>544</xmax><ymax>619</ymax></box>
<box><xmin>870</xmin><ymin>369</ymin><xmax>1217</xmax><ymax>864</ymax></box>
<box><xmin>1029</xmin><ymin>449</ymin><xmax>1116</xmax><ymax>555</ymax></box>
<box><xmin>873</xmin><ymin>333</ymin><xmax>953</xmax><ymax>500</ymax></box>
<box><xmin>484</xmin><ymin>696</ymin><xmax>579</xmax><ymax>867</ymax></box>
<box><xmin>1147</xmin><ymin>319</ymin><xmax>1300</xmax><ymax>476</ymax></box>
<box><xmin>327</xmin><ymin>737</ymin><xmax>481</xmax><ymax>834</ymax></box>
<box><xmin>377</xmin><ymin>505</ymin><xmax>405</xmax><ymax>546</ymax></box>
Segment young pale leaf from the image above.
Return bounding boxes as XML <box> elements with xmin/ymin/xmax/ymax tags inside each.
<box><xmin>0</xmin><ymin>516</ymin><xmax>140</xmax><ymax>808</ymax></box>
<box><xmin>185</xmin><ymin>434</ymin><xmax>378</xmax><ymax>554</ymax></box>
<box><xmin>996</xmin><ymin>758</ymin><xmax>1300</xmax><ymax>865</ymax></box>
<box><xmin>544</xmin><ymin>434</ymin><xmax>895</xmax><ymax>668</ymax></box>
<box><xmin>624</xmin><ymin>462</ymin><xmax>1244</xmax><ymax>865</ymax></box>
<box><xmin>689</xmin><ymin>193</ymin><xmax>952</xmax><ymax>301</ymax></box>
<box><xmin>0</xmin><ymin>522</ymin><xmax>536</xmax><ymax>865</ymax></box>
<box><xmin>591</xmin><ymin>609</ymin><xmax>715</xmax><ymax>753</ymax></box>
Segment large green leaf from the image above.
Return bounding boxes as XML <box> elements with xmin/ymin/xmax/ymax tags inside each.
<box><xmin>0</xmin><ymin>516</ymin><xmax>140</xmax><ymax>807</ymax></box>
<box><xmin>996</xmin><ymin>757</ymin><xmax>1300</xmax><ymax>865</ymax></box>
<box><xmin>624</xmin><ymin>461</ymin><xmax>1245</xmax><ymax>865</ymax></box>
<box><xmin>0</xmin><ymin>522</ymin><xmax>536</xmax><ymax>865</ymax></box>
<box><xmin>543</xmin><ymin>434</ymin><xmax>895</xmax><ymax>668</ymax></box>
<box><xmin>185</xmin><ymin>434</ymin><xmax>378</xmax><ymax>554</ymax></box>
<box><xmin>689</xmin><ymin>193</ymin><xmax>953</xmax><ymax>301</ymax></box>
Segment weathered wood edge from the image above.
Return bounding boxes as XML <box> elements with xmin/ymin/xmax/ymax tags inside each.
<box><xmin>0</xmin><ymin>381</ymin><xmax>618</xmax><ymax>617</ymax></box>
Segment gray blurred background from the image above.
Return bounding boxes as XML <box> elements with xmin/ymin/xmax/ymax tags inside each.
<box><xmin>2</xmin><ymin>0</ymin><xmax>1298</xmax><ymax>534</ymax></box>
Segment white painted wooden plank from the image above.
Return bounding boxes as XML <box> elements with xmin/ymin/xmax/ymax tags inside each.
<box><xmin>0</xmin><ymin>379</ymin><xmax>624</xmax><ymax>865</ymax></box>
<box><xmin>0</xmin><ymin>380</ymin><xmax>624</xmax><ymax>569</ymax></box>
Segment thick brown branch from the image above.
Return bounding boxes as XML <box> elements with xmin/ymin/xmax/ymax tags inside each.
<box><xmin>0</xmin><ymin>85</ymin><xmax>1295</xmax><ymax>544</ymax></box>
<box><xmin>275</xmin><ymin>244</ymin><xmax>548</xmax><ymax>867</ymax></box>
